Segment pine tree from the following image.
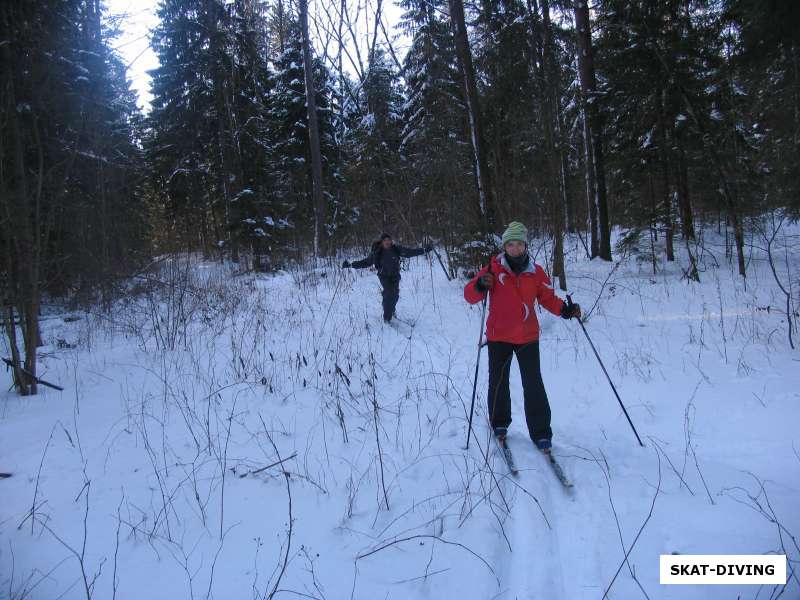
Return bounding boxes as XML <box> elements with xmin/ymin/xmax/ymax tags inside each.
<box><xmin>449</xmin><ymin>0</ymin><xmax>496</xmax><ymax>231</ymax></box>
<box><xmin>1</xmin><ymin>0</ymin><xmax>145</xmax><ymax>394</ymax></box>
<box><xmin>596</xmin><ymin>0</ymin><xmax>726</xmax><ymax>276</ymax></box>
<box><xmin>148</xmin><ymin>0</ymin><xmax>219</xmax><ymax>252</ymax></box>
<box><xmin>721</xmin><ymin>0</ymin><xmax>800</xmax><ymax>216</ymax></box>
<box><xmin>149</xmin><ymin>0</ymin><xmax>271</xmax><ymax>261</ymax></box>
<box><xmin>341</xmin><ymin>48</ymin><xmax>405</xmax><ymax>230</ymax></box>
<box><xmin>226</xmin><ymin>0</ymin><xmax>274</xmax><ymax>267</ymax></box>
<box><xmin>474</xmin><ymin>0</ymin><xmax>537</xmax><ymax>222</ymax></box>
<box><xmin>398</xmin><ymin>0</ymin><xmax>474</xmax><ymax>240</ymax></box>
<box><xmin>264</xmin><ymin>22</ymin><xmax>338</xmax><ymax>250</ymax></box>
<box><xmin>74</xmin><ymin>0</ymin><xmax>147</xmax><ymax>292</ymax></box>
<box><xmin>574</xmin><ymin>0</ymin><xmax>611</xmax><ymax>261</ymax></box>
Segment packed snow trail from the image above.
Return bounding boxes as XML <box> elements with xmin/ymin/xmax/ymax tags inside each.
<box><xmin>1</xmin><ymin>234</ymin><xmax>799</xmax><ymax>599</ymax></box>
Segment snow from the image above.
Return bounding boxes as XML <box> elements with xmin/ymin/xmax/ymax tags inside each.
<box><xmin>233</xmin><ymin>188</ymin><xmax>255</xmax><ymax>202</ymax></box>
<box><xmin>359</xmin><ymin>113</ymin><xmax>376</xmax><ymax>130</ymax></box>
<box><xmin>1</xmin><ymin>229</ymin><xmax>799</xmax><ymax>599</ymax></box>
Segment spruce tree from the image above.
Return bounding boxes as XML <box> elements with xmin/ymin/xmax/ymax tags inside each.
<box><xmin>341</xmin><ymin>48</ymin><xmax>405</xmax><ymax>230</ymax></box>
<box><xmin>398</xmin><ymin>0</ymin><xmax>474</xmax><ymax>242</ymax></box>
<box><xmin>1</xmin><ymin>0</ymin><xmax>144</xmax><ymax>394</ymax></box>
<box><xmin>264</xmin><ymin>23</ymin><xmax>338</xmax><ymax>251</ymax></box>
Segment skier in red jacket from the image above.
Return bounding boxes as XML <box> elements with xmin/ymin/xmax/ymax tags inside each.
<box><xmin>464</xmin><ymin>221</ymin><xmax>581</xmax><ymax>452</ymax></box>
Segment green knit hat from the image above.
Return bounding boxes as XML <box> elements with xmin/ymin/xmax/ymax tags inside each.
<box><xmin>501</xmin><ymin>221</ymin><xmax>528</xmax><ymax>246</ymax></box>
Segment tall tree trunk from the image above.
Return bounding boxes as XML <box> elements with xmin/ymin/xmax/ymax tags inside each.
<box><xmin>278</xmin><ymin>0</ymin><xmax>286</xmax><ymax>55</ymax></box>
<box><xmin>540</xmin><ymin>0</ymin><xmax>566</xmax><ymax>289</ymax></box>
<box><xmin>201</xmin><ymin>208</ymin><xmax>211</xmax><ymax>259</ymax></box>
<box><xmin>543</xmin><ymin>0</ymin><xmax>574</xmax><ymax>236</ymax></box>
<box><xmin>581</xmin><ymin>108</ymin><xmax>599</xmax><ymax>257</ymax></box>
<box><xmin>299</xmin><ymin>0</ymin><xmax>325</xmax><ymax>256</ymax></box>
<box><xmin>448</xmin><ymin>0</ymin><xmax>495</xmax><ymax>233</ymax></box>
<box><xmin>574</xmin><ymin>0</ymin><xmax>611</xmax><ymax>260</ymax></box>
<box><xmin>647</xmin><ymin>168</ymin><xmax>658</xmax><ymax>275</ymax></box>
<box><xmin>793</xmin><ymin>43</ymin><xmax>798</xmax><ymax>147</ymax></box>
<box><xmin>730</xmin><ymin>202</ymin><xmax>746</xmax><ymax>278</ymax></box>
<box><xmin>658</xmin><ymin>89</ymin><xmax>675</xmax><ymax>262</ymax></box>
<box><xmin>675</xmin><ymin>132</ymin><xmax>695</xmax><ymax>240</ymax></box>
<box><xmin>661</xmin><ymin>158</ymin><xmax>675</xmax><ymax>262</ymax></box>
<box><xmin>559</xmin><ymin>121</ymin><xmax>575</xmax><ymax>233</ymax></box>
<box><xmin>207</xmin><ymin>0</ymin><xmax>240</xmax><ymax>262</ymax></box>
<box><xmin>224</xmin><ymin>51</ymin><xmax>245</xmax><ymax>264</ymax></box>
<box><xmin>669</xmin><ymin>4</ymin><xmax>695</xmax><ymax>243</ymax></box>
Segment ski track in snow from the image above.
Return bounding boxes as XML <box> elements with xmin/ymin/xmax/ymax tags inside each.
<box><xmin>1</xmin><ymin>232</ymin><xmax>800</xmax><ymax>599</ymax></box>
<box><xmin>504</xmin><ymin>432</ymin><xmax>567</xmax><ymax>600</ymax></box>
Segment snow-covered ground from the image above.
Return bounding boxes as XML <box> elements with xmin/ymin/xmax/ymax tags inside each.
<box><xmin>2</xmin><ymin>227</ymin><xmax>799</xmax><ymax>599</ymax></box>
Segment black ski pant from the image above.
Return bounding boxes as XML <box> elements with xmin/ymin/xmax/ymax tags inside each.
<box><xmin>378</xmin><ymin>274</ymin><xmax>400</xmax><ymax>321</ymax></box>
<box><xmin>487</xmin><ymin>341</ymin><xmax>552</xmax><ymax>442</ymax></box>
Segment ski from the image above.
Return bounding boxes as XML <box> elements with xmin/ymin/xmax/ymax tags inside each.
<box><xmin>494</xmin><ymin>435</ymin><xmax>519</xmax><ymax>476</ymax></box>
<box><xmin>393</xmin><ymin>316</ymin><xmax>416</xmax><ymax>327</ymax></box>
<box><xmin>542</xmin><ymin>450</ymin><xmax>573</xmax><ymax>488</ymax></box>
<box><xmin>386</xmin><ymin>319</ymin><xmax>412</xmax><ymax>339</ymax></box>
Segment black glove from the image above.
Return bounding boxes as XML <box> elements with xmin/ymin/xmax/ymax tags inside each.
<box><xmin>475</xmin><ymin>273</ymin><xmax>495</xmax><ymax>292</ymax></box>
<box><xmin>560</xmin><ymin>301</ymin><xmax>581</xmax><ymax>320</ymax></box>
<box><xmin>341</xmin><ymin>260</ymin><xmax>351</xmax><ymax>268</ymax></box>
<box><xmin>423</xmin><ymin>244</ymin><xmax>433</xmax><ymax>253</ymax></box>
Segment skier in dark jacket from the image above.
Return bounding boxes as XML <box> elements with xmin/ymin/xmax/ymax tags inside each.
<box><xmin>342</xmin><ymin>233</ymin><xmax>432</xmax><ymax>323</ymax></box>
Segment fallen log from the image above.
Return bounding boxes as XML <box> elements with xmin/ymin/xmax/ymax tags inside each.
<box><xmin>2</xmin><ymin>358</ymin><xmax>64</xmax><ymax>391</ymax></box>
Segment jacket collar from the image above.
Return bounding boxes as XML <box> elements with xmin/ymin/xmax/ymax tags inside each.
<box><xmin>496</xmin><ymin>252</ymin><xmax>536</xmax><ymax>275</ymax></box>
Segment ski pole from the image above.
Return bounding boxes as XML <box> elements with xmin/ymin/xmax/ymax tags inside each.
<box><xmin>567</xmin><ymin>295</ymin><xmax>645</xmax><ymax>447</ymax></box>
<box><xmin>429</xmin><ymin>245</ymin><xmax>452</xmax><ymax>281</ymax></box>
<box><xmin>465</xmin><ymin>294</ymin><xmax>487</xmax><ymax>449</ymax></box>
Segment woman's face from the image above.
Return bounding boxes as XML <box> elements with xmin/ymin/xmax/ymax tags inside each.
<box><xmin>504</xmin><ymin>240</ymin><xmax>526</xmax><ymax>257</ymax></box>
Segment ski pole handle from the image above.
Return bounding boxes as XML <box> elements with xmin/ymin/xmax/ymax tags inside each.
<box><xmin>566</xmin><ymin>294</ymin><xmax>581</xmax><ymax>323</ymax></box>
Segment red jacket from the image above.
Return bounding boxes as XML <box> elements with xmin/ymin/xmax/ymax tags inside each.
<box><xmin>464</xmin><ymin>254</ymin><xmax>564</xmax><ymax>344</ymax></box>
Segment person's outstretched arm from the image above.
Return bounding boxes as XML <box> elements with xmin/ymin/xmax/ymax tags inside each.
<box><xmin>395</xmin><ymin>244</ymin><xmax>431</xmax><ymax>258</ymax></box>
<box><xmin>345</xmin><ymin>252</ymin><xmax>375</xmax><ymax>269</ymax></box>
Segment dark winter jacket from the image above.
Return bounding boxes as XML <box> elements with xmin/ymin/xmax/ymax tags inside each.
<box><xmin>351</xmin><ymin>243</ymin><xmax>425</xmax><ymax>278</ymax></box>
